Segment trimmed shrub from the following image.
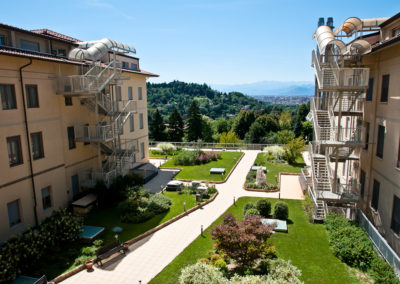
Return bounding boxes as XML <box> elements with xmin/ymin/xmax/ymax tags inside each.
<box><xmin>256</xmin><ymin>199</ymin><xmax>271</xmax><ymax>217</ymax></box>
<box><xmin>273</xmin><ymin>202</ymin><xmax>289</xmax><ymax>220</ymax></box>
<box><xmin>175</xmin><ymin>151</ymin><xmax>198</xmax><ymax>166</ymax></box>
<box><xmin>179</xmin><ymin>262</ymin><xmax>228</xmax><ymax>284</ymax></box>
<box><xmin>0</xmin><ymin>209</ymin><xmax>82</xmax><ymax>283</ymax></box>
<box><xmin>157</xmin><ymin>142</ymin><xmax>176</xmax><ymax>155</ymax></box>
<box><xmin>263</xmin><ymin>145</ymin><xmax>285</xmax><ymax>160</ymax></box>
<box><xmin>370</xmin><ymin>254</ymin><xmax>400</xmax><ymax>284</ymax></box>
<box><xmin>148</xmin><ymin>194</ymin><xmax>172</xmax><ymax>214</ymax></box>
<box><xmin>245</xmin><ymin>208</ymin><xmax>261</xmax><ymax>217</ymax></box>
<box><xmin>267</xmin><ymin>259</ymin><xmax>302</xmax><ymax>283</ymax></box>
<box><xmin>243</xmin><ymin>202</ymin><xmax>256</xmax><ymax>215</ymax></box>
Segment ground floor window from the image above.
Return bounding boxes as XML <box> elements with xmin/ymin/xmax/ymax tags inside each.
<box><xmin>7</xmin><ymin>199</ymin><xmax>21</xmax><ymax>227</ymax></box>
<box><xmin>41</xmin><ymin>186</ymin><xmax>52</xmax><ymax>210</ymax></box>
<box><xmin>141</xmin><ymin>142</ymin><xmax>145</xmax><ymax>159</ymax></box>
<box><xmin>371</xmin><ymin>179</ymin><xmax>380</xmax><ymax>211</ymax></box>
<box><xmin>391</xmin><ymin>195</ymin><xmax>400</xmax><ymax>235</ymax></box>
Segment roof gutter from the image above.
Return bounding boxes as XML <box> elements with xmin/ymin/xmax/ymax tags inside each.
<box><xmin>19</xmin><ymin>58</ymin><xmax>39</xmax><ymax>227</ymax></box>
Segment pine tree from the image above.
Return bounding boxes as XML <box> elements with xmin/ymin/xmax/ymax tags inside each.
<box><xmin>150</xmin><ymin>109</ymin><xmax>166</xmax><ymax>141</ymax></box>
<box><xmin>168</xmin><ymin>107</ymin><xmax>184</xmax><ymax>142</ymax></box>
<box><xmin>187</xmin><ymin>100</ymin><xmax>203</xmax><ymax>141</ymax></box>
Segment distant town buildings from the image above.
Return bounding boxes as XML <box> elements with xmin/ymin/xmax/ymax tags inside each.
<box><xmin>256</xmin><ymin>95</ymin><xmax>311</xmax><ymax>105</ymax></box>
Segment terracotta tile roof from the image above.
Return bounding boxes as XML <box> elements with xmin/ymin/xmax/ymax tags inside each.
<box><xmin>30</xmin><ymin>29</ymin><xmax>81</xmax><ymax>43</ymax></box>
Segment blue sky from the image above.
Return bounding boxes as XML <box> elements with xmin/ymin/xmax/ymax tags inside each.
<box><xmin>2</xmin><ymin>0</ymin><xmax>399</xmax><ymax>84</ymax></box>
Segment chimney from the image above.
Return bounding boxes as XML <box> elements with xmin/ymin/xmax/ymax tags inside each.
<box><xmin>318</xmin><ymin>17</ymin><xmax>325</xmax><ymax>27</ymax></box>
<box><xmin>327</xmin><ymin>17</ymin><xmax>334</xmax><ymax>29</ymax></box>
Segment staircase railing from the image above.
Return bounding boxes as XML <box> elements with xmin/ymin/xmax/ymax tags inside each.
<box><xmin>75</xmin><ymin>124</ymin><xmax>114</xmax><ymax>141</ymax></box>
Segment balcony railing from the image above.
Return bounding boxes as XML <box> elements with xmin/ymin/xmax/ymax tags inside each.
<box><xmin>79</xmin><ymin>168</ymin><xmax>117</xmax><ymax>188</ymax></box>
<box><xmin>75</xmin><ymin>124</ymin><xmax>115</xmax><ymax>142</ymax></box>
<box><xmin>312</xmin><ymin>50</ymin><xmax>369</xmax><ymax>91</ymax></box>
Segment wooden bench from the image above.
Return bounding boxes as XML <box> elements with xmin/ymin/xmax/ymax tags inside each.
<box><xmin>95</xmin><ymin>240</ymin><xmax>125</xmax><ymax>266</ymax></box>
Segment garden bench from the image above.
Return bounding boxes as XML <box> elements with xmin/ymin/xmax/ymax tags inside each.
<box><xmin>95</xmin><ymin>239</ymin><xmax>125</xmax><ymax>266</ymax></box>
<box><xmin>209</xmin><ymin>168</ymin><xmax>225</xmax><ymax>175</ymax></box>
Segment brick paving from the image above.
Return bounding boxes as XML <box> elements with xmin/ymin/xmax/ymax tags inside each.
<box><xmin>62</xmin><ymin>151</ymin><xmax>304</xmax><ymax>284</ymax></box>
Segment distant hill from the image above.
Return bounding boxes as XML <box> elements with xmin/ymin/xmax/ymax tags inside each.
<box><xmin>147</xmin><ymin>81</ymin><xmax>265</xmax><ymax>119</ymax></box>
<box><xmin>211</xmin><ymin>81</ymin><xmax>314</xmax><ymax>97</ymax></box>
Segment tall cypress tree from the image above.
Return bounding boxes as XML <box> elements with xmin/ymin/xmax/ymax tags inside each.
<box><xmin>168</xmin><ymin>107</ymin><xmax>184</xmax><ymax>142</ymax></box>
<box><xmin>150</xmin><ymin>109</ymin><xmax>166</xmax><ymax>141</ymax></box>
<box><xmin>187</xmin><ymin>100</ymin><xmax>203</xmax><ymax>141</ymax></box>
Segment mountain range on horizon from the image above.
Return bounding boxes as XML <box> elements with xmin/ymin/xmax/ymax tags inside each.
<box><xmin>210</xmin><ymin>80</ymin><xmax>314</xmax><ymax>97</ymax></box>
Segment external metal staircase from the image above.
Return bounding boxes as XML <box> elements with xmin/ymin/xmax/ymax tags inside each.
<box><xmin>57</xmin><ymin>58</ymin><xmax>138</xmax><ymax>187</ymax></box>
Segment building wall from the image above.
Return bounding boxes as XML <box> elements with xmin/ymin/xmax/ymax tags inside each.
<box><xmin>0</xmin><ymin>55</ymin><xmax>150</xmax><ymax>242</ymax></box>
<box><xmin>360</xmin><ymin>42</ymin><xmax>400</xmax><ymax>255</ymax></box>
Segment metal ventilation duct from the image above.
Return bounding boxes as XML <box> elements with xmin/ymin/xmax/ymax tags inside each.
<box><xmin>313</xmin><ymin>26</ymin><xmax>347</xmax><ymax>55</ymax></box>
<box><xmin>334</xmin><ymin>17</ymin><xmax>389</xmax><ymax>36</ymax></box>
<box><xmin>69</xmin><ymin>38</ymin><xmax>136</xmax><ymax>61</ymax></box>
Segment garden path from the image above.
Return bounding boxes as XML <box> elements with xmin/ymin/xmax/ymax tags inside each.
<box><xmin>62</xmin><ymin>150</ymin><xmax>303</xmax><ymax>284</ymax></box>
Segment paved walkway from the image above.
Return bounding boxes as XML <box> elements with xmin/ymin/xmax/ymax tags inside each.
<box><xmin>62</xmin><ymin>151</ymin><xmax>303</xmax><ymax>284</ymax></box>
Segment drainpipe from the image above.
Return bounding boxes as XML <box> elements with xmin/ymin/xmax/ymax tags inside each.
<box><xmin>19</xmin><ymin>58</ymin><xmax>38</xmax><ymax>227</ymax></box>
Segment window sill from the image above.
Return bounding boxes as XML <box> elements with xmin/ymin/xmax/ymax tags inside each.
<box><xmin>10</xmin><ymin>163</ymin><xmax>23</xmax><ymax>168</ymax></box>
<box><xmin>370</xmin><ymin>206</ymin><xmax>379</xmax><ymax>214</ymax></box>
<box><xmin>33</xmin><ymin>156</ymin><xmax>44</xmax><ymax>161</ymax></box>
<box><xmin>392</xmin><ymin>230</ymin><xmax>400</xmax><ymax>240</ymax></box>
<box><xmin>9</xmin><ymin>221</ymin><xmax>23</xmax><ymax>230</ymax></box>
<box><xmin>43</xmin><ymin>206</ymin><xmax>53</xmax><ymax>212</ymax></box>
<box><xmin>375</xmin><ymin>156</ymin><xmax>383</xmax><ymax>160</ymax></box>
<box><xmin>379</xmin><ymin>101</ymin><xmax>388</xmax><ymax>104</ymax></box>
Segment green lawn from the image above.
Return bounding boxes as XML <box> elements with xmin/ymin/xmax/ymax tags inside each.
<box><xmin>253</xmin><ymin>153</ymin><xmax>305</xmax><ymax>185</ymax></box>
<box><xmin>150</xmin><ymin>197</ymin><xmax>359</xmax><ymax>284</ymax></box>
<box><xmin>39</xmin><ymin>192</ymin><xmax>202</xmax><ymax>280</ymax></box>
<box><xmin>161</xmin><ymin>151</ymin><xmax>243</xmax><ymax>181</ymax></box>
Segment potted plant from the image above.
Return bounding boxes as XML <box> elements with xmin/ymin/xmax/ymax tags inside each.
<box><xmin>85</xmin><ymin>260</ymin><xmax>94</xmax><ymax>270</ymax></box>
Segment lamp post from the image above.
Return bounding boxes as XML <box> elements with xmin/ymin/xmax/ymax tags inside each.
<box><xmin>201</xmin><ymin>225</ymin><xmax>204</xmax><ymax>236</ymax></box>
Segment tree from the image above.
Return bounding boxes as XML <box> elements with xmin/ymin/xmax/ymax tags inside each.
<box><xmin>255</xmin><ymin>114</ymin><xmax>279</xmax><ymax>133</ymax></box>
<box><xmin>219</xmin><ymin>131</ymin><xmax>239</xmax><ymax>144</ymax></box>
<box><xmin>297</xmin><ymin>103</ymin><xmax>310</xmax><ymax>121</ymax></box>
<box><xmin>245</xmin><ymin>121</ymin><xmax>266</xmax><ymax>143</ymax></box>
<box><xmin>150</xmin><ymin>109</ymin><xmax>166</xmax><ymax>141</ymax></box>
<box><xmin>302</xmin><ymin>121</ymin><xmax>313</xmax><ymax>141</ymax></box>
<box><xmin>211</xmin><ymin>213</ymin><xmax>275</xmax><ymax>267</ymax></box>
<box><xmin>278</xmin><ymin>110</ymin><xmax>292</xmax><ymax>130</ymax></box>
<box><xmin>168</xmin><ymin>107</ymin><xmax>184</xmax><ymax>142</ymax></box>
<box><xmin>277</xmin><ymin>129</ymin><xmax>295</xmax><ymax>144</ymax></box>
<box><xmin>215</xmin><ymin>118</ymin><xmax>230</xmax><ymax>134</ymax></box>
<box><xmin>232</xmin><ymin>110</ymin><xmax>256</xmax><ymax>139</ymax></box>
<box><xmin>202</xmin><ymin>117</ymin><xmax>214</xmax><ymax>142</ymax></box>
<box><xmin>187</xmin><ymin>100</ymin><xmax>203</xmax><ymax>141</ymax></box>
<box><xmin>284</xmin><ymin>137</ymin><xmax>305</xmax><ymax>164</ymax></box>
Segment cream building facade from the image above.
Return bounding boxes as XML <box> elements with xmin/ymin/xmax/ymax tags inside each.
<box><xmin>0</xmin><ymin>24</ymin><xmax>157</xmax><ymax>242</ymax></box>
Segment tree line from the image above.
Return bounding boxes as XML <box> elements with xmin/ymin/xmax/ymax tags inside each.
<box><xmin>150</xmin><ymin>100</ymin><xmax>312</xmax><ymax>144</ymax></box>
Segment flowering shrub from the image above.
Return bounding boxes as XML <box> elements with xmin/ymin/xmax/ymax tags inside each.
<box><xmin>263</xmin><ymin>146</ymin><xmax>285</xmax><ymax>160</ymax></box>
<box><xmin>157</xmin><ymin>142</ymin><xmax>176</xmax><ymax>155</ymax></box>
<box><xmin>175</xmin><ymin>151</ymin><xmax>221</xmax><ymax>166</ymax></box>
<box><xmin>179</xmin><ymin>262</ymin><xmax>228</xmax><ymax>284</ymax></box>
<box><xmin>0</xmin><ymin>209</ymin><xmax>82</xmax><ymax>282</ymax></box>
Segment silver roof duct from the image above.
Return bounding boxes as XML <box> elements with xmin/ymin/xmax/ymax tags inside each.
<box><xmin>69</xmin><ymin>38</ymin><xmax>136</xmax><ymax>61</ymax></box>
<box><xmin>334</xmin><ymin>17</ymin><xmax>389</xmax><ymax>36</ymax></box>
<box><xmin>313</xmin><ymin>26</ymin><xmax>347</xmax><ymax>55</ymax></box>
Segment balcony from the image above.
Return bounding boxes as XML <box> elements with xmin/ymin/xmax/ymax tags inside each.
<box><xmin>79</xmin><ymin>168</ymin><xmax>117</xmax><ymax>188</ymax></box>
<box><xmin>75</xmin><ymin>124</ymin><xmax>115</xmax><ymax>142</ymax></box>
<box><xmin>312</xmin><ymin>50</ymin><xmax>369</xmax><ymax>91</ymax></box>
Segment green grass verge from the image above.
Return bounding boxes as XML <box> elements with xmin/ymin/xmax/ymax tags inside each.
<box><xmin>41</xmin><ymin>192</ymin><xmax>201</xmax><ymax>279</ymax></box>
<box><xmin>253</xmin><ymin>153</ymin><xmax>305</xmax><ymax>185</ymax></box>
<box><xmin>150</xmin><ymin>198</ymin><xmax>359</xmax><ymax>284</ymax></box>
<box><xmin>161</xmin><ymin>151</ymin><xmax>243</xmax><ymax>181</ymax></box>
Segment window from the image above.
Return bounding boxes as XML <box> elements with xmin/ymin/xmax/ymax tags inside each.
<box><xmin>83</xmin><ymin>124</ymin><xmax>89</xmax><ymax>145</ymax></box>
<box><xmin>116</xmin><ymin>86</ymin><xmax>121</xmax><ymax>101</ymax></box>
<box><xmin>364</xmin><ymin>122</ymin><xmax>370</xmax><ymax>150</ymax></box>
<box><xmin>7</xmin><ymin>136</ymin><xmax>23</xmax><ymax>167</ymax></box>
<box><xmin>381</xmin><ymin>74</ymin><xmax>389</xmax><ymax>102</ymax></box>
<box><xmin>67</xmin><ymin>126</ymin><xmax>76</xmax><ymax>149</ymax></box>
<box><xmin>1</xmin><ymin>84</ymin><xmax>17</xmax><ymax>110</ymax></box>
<box><xmin>397</xmin><ymin>138</ymin><xmax>400</xmax><ymax>168</ymax></box>
<box><xmin>139</xmin><ymin>113</ymin><xmax>143</xmax><ymax>129</ymax></box>
<box><xmin>366</xmin><ymin>77</ymin><xmax>374</xmax><ymax>101</ymax></box>
<box><xmin>71</xmin><ymin>174</ymin><xmax>79</xmax><ymax>197</ymax></box>
<box><xmin>122</xmin><ymin>61</ymin><xmax>129</xmax><ymax>69</ymax></box>
<box><xmin>129</xmin><ymin>115</ymin><xmax>134</xmax><ymax>132</ymax></box>
<box><xmin>376</xmin><ymin>125</ymin><xmax>385</xmax><ymax>158</ymax></box>
<box><xmin>65</xmin><ymin>96</ymin><xmax>72</xmax><ymax>106</ymax></box>
<box><xmin>41</xmin><ymin>186</ymin><xmax>52</xmax><ymax>210</ymax></box>
<box><xmin>391</xmin><ymin>195</ymin><xmax>400</xmax><ymax>234</ymax></box>
<box><xmin>20</xmin><ymin>39</ymin><xmax>39</xmax><ymax>52</ymax></box>
<box><xmin>25</xmin><ymin>85</ymin><xmax>39</xmax><ymax>108</ymax></box>
<box><xmin>360</xmin><ymin>170</ymin><xmax>366</xmax><ymax>199</ymax></box>
<box><xmin>371</xmin><ymin>179</ymin><xmax>380</xmax><ymax>211</ymax></box>
<box><xmin>141</xmin><ymin>142</ymin><xmax>145</xmax><ymax>159</ymax></box>
<box><xmin>138</xmin><ymin>87</ymin><xmax>142</xmax><ymax>100</ymax></box>
<box><xmin>31</xmin><ymin>132</ymin><xmax>44</xmax><ymax>160</ymax></box>
<box><xmin>128</xmin><ymin>87</ymin><xmax>133</xmax><ymax>100</ymax></box>
<box><xmin>130</xmin><ymin>63</ymin><xmax>137</xmax><ymax>70</ymax></box>
<box><xmin>7</xmin><ymin>200</ymin><xmax>21</xmax><ymax>227</ymax></box>
<box><xmin>0</xmin><ymin>35</ymin><xmax>8</xmax><ymax>46</ymax></box>
<box><xmin>392</xmin><ymin>28</ymin><xmax>400</xmax><ymax>38</ymax></box>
